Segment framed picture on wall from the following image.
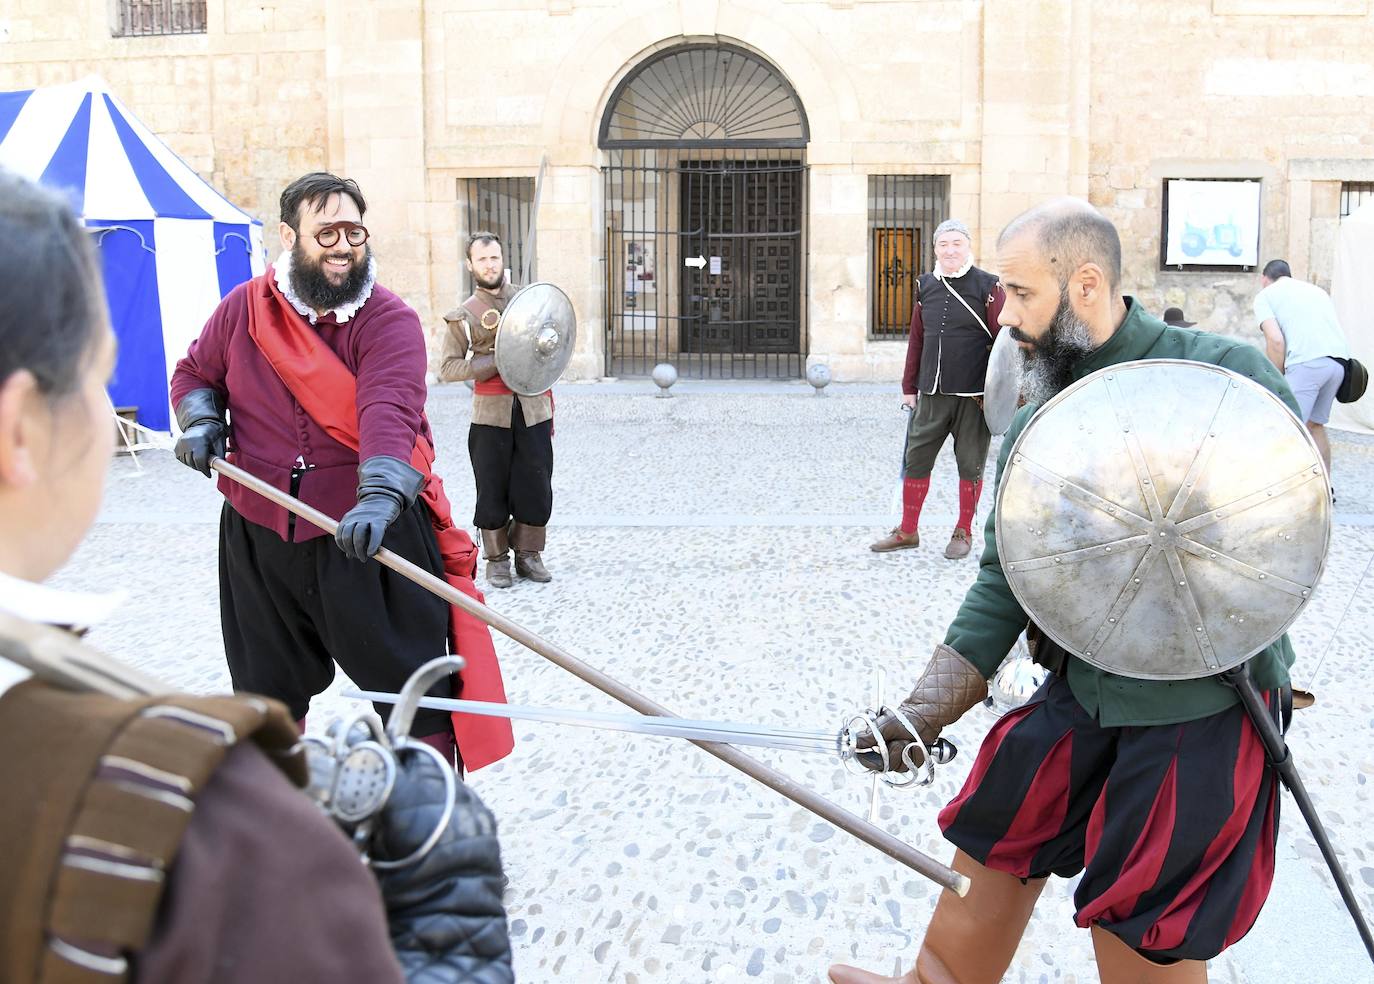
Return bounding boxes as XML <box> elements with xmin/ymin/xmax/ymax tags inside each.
<box><xmin>1159</xmin><ymin>178</ymin><xmax>1262</xmax><ymax>271</ymax></box>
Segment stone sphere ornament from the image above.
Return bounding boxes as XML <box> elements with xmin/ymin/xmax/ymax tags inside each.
<box><xmin>651</xmin><ymin>362</ymin><xmax>678</xmax><ymax>398</ymax></box>
<box><xmin>806</xmin><ymin>362</ymin><xmax>832</xmax><ymax>396</ymax></box>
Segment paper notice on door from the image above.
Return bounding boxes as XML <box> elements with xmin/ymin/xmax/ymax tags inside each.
<box><xmin>709</xmin><ymin>256</ymin><xmax>722</xmax><ymax>275</ymax></box>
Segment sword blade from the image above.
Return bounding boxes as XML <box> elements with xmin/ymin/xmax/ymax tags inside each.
<box><xmin>347</xmin><ymin>689</ymin><xmax>840</xmax><ymax>756</ymax></box>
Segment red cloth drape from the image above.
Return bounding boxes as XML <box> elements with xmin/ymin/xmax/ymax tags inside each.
<box><xmin>244</xmin><ymin>268</ymin><xmax>513</xmax><ymax>770</ymax></box>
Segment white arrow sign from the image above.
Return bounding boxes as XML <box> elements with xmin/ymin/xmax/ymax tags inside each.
<box><xmin>685</xmin><ymin>255</ymin><xmax>706</xmax><ymax>269</ymax></box>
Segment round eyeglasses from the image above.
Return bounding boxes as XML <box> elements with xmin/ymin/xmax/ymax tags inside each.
<box><xmin>314</xmin><ymin>222</ymin><xmax>369</xmax><ymax>249</ymax></box>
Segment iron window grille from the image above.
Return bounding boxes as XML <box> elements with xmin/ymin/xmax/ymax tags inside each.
<box><xmin>867</xmin><ymin>175</ymin><xmax>950</xmax><ymax>339</ymax></box>
<box><xmin>601</xmin><ymin>43</ymin><xmax>808</xmax><ymax>149</ymax></box>
<box><xmin>1340</xmin><ymin>181</ymin><xmax>1374</xmax><ymax>219</ymax></box>
<box><xmin>113</xmin><ymin>0</ymin><xmax>206</xmax><ymax>37</ymax></box>
<box><xmin>461</xmin><ymin>177</ymin><xmax>535</xmax><ymax>294</ymax></box>
<box><xmin>602</xmin><ymin>148</ymin><xmax>808</xmax><ymax>380</ymax></box>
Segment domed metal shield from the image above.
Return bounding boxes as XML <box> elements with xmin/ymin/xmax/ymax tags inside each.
<box><xmin>983</xmin><ymin>327</ymin><xmax>1023</xmax><ymax>436</ymax></box>
<box><xmin>996</xmin><ymin>360</ymin><xmax>1330</xmax><ymax>680</ymax></box>
<box><xmin>493</xmin><ymin>282</ymin><xmax>577</xmax><ymax>396</ymax></box>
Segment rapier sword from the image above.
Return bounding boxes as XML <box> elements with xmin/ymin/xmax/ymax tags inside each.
<box><xmin>347</xmin><ymin>688</ymin><xmax>957</xmax><ymax>779</ymax></box>
<box><xmin>115</xmin><ymin>416</ymin><xmax>972</xmax><ymax>896</ymax></box>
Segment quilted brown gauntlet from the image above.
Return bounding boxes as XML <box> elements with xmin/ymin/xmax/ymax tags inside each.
<box><xmin>859</xmin><ymin>643</ymin><xmax>988</xmax><ymax>773</ymax></box>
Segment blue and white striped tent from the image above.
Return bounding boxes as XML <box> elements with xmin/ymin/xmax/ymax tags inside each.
<box><xmin>0</xmin><ymin>77</ymin><xmax>264</xmax><ymax>430</ymax></box>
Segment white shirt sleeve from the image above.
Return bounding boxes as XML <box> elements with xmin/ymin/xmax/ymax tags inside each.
<box><xmin>1253</xmin><ymin>289</ymin><xmax>1275</xmax><ymax>328</ymax></box>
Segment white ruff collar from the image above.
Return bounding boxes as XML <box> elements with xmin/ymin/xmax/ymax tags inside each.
<box><xmin>274</xmin><ymin>249</ymin><xmax>376</xmax><ymax>324</ymax></box>
<box><xmin>0</xmin><ymin>571</ymin><xmax>126</xmax><ymax>699</ymax></box>
<box><xmin>0</xmin><ymin>569</ymin><xmax>123</xmax><ymax>629</ymax></box>
<box><xmin>934</xmin><ymin>258</ymin><xmax>974</xmax><ymax>280</ymax></box>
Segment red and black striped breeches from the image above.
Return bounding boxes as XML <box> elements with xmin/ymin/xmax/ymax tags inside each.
<box><xmin>938</xmin><ymin>674</ymin><xmax>1283</xmax><ymax>962</ymax></box>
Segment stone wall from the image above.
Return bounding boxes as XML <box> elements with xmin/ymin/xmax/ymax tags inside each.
<box><xmin>3</xmin><ymin>0</ymin><xmax>1373</xmax><ymax>379</ymax></box>
<box><xmin>1088</xmin><ymin>0</ymin><xmax>1374</xmax><ymax>338</ymax></box>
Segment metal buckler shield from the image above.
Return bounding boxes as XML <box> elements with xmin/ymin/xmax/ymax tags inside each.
<box><xmin>493</xmin><ymin>282</ymin><xmax>577</xmax><ymax>396</ymax></box>
<box><xmin>983</xmin><ymin>327</ymin><xmax>1024</xmax><ymax>436</ymax></box>
<box><xmin>996</xmin><ymin>360</ymin><xmax>1330</xmax><ymax>680</ymax></box>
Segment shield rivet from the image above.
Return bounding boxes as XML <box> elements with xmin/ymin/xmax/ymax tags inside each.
<box><xmin>1302</xmin><ymin>590</ymin><xmax>1310</xmax><ymax>597</ymax></box>
<box><xmin>1054</xmin><ymin>557</ymin><xmax>1062</xmax><ymax>564</ymax></box>
<box><xmin>1195</xmin><ymin>626</ymin><xmax>1203</xmax><ymax>632</ymax></box>
<box><xmin>1008</xmin><ymin>564</ymin><xmax>1017</xmax><ymax>571</ymax></box>
<box><xmin>1239</xmin><ymin>617</ymin><xmax>1246</xmax><ymax>624</ymax></box>
<box><xmin>1178</xmin><ymin>580</ymin><xmax>1185</xmax><ymax>586</ymax></box>
<box><xmin>1108</xmin><ymin>617</ymin><xmax>1116</xmax><ymax>624</ymax></box>
<box><xmin>1133</xmin><ymin>577</ymin><xmax>1141</xmax><ymax>584</ymax></box>
<box><xmin>1105</xmin><ymin>546</ymin><xmax>1112</xmax><ymax>552</ymax></box>
<box><xmin>1014</xmin><ymin>454</ymin><xmax>1023</xmax><ymax>463</ymax></box>
<box><xmin>1209</xmin><ymin>552</ymin><xmax>1217</xmax><ymax>559</ymax></box>
<box><xmin>1258</xmin><ymin>573</ymin><xmax>1267</xmax><ymax>579</ymax></box>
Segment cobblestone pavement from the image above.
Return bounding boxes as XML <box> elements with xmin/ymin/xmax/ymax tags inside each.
<box><xmin>61</xmin><ymin>381</ymin><xmax>1374</xmax><ymax>983</ymax></box>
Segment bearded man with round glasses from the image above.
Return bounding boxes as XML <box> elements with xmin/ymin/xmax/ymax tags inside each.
<box><xmin>169</xmin><ymin>172</ymin><xmax>515</xmax><ymax>775</ymax></box>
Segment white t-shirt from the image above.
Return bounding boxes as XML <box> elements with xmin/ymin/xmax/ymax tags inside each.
<box><xmin>1253</xmin><ymin>277</ymin><xmax>1350</xmax><ymax>368</ymax></box>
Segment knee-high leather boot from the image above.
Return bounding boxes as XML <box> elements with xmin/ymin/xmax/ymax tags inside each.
<box><xmin>510</xmin><ymin>522</ymin><xmax>551</xmax><ymax>582</ymax></box>
<box><xmin>479</xmin><ymin>526</ymin><xmax>512</xmax><ymax>588</ymax></box>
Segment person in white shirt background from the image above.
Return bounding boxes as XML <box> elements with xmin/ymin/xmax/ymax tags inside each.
<box><xmin>1254</xmin><ymin>258</ymin><xmax>1351</xmax><ymax>488</ymax></box>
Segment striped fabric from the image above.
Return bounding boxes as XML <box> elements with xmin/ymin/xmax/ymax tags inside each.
<box><xmin>938</xmin><ymin>674</ymin><xmax>1282</xmax><ymax>963</ymax></box>
<box><xmin>0</xmin><ymin>77</ymin><xmax>264</xmax><ymax>430</ymax></box>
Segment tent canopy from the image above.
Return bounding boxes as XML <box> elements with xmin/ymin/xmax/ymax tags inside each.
<box><xmin>1330</xmin><ymin>201</ymin><xmax>1374</xmax><ymax>435</ymax></box>
<box><xmin>0</xmin><ymin>77</ymin><xmax>264</xmax><ymax>430</ymax></box>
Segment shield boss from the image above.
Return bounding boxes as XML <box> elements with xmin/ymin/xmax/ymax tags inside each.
<box><xmin>996</xmin><ymin>360</ymin><xmax>1330</xmax><ymax>680</ymax></box>
<box><xmin>494</xmin><ymin>282</ymin><xmax>577</xmax><ymax>396</ymax></box>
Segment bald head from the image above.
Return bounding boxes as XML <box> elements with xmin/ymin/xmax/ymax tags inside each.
<box><xmin>997</xmin><ymin>197</ymin><xmax>1122</xmax><ymax>290</ymax></box>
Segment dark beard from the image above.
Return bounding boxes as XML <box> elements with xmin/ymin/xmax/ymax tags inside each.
<box><xmin>1018</xmin><ymin>287</ymin><xmax>1096</xmax><ymax>405</ymax></box>
<box><xmin>473</xmin><ymin>268</ymin><xmax>504</xmax><ymax>290</ymax></box>
<box><xmin>290</xmin><ymin>241</ymin><xmax>372</xmax><ymax>312</ymax></box>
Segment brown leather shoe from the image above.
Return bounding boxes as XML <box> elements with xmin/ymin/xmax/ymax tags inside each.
<box><xmin>514</xmin><ymin>550</ymin><xmax>552</xmax><ymax>582</ymax></box>
<box><xmin>480</xmin><ymin>528</ymin><xmax>513</xmax><ymax>588</ymax></box>
<box><xmin>826</xmin><ymin>964</ymin><xmax>917</xmax><ymax>984</ymax></box>
<box><xmin>870</xmin><ymin>528</ymin><xmax>919</xmax><ymax>552</ymax></box>
<box><xmin>943</xmin><ymin>528</ymin><xmax>972</xmax><ymax>559</ymax></box>
<box><xmin>485</xmin><ymin>557</ymin><xmax>513</xmax><ymax>588</ymax></box>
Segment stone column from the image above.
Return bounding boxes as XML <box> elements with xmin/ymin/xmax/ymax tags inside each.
<box><xmin>323</xmin><ymin>0</ymin><xmax>432</xmax><ymax>324</ymax></box>
<box><xmin>978</xmin><ymin>0</ymin><xmax>1091</xmax><ymax>247</ymax></box>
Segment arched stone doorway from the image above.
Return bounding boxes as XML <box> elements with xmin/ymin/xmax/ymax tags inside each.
<box><xmin>600</xmin><ymin>43</ymin><xmax>809</xmax><ymax>378</ymax></box>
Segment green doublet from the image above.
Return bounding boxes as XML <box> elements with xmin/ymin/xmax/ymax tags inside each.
<box><xmin>944</xmin><ymin>298</ymin><xmax>1301</xmax><ymax>726</ymax></box>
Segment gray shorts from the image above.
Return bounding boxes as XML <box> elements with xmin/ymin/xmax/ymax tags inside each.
<box><xmin>1285</xmin><ymin>357</ymin><xmax>1343</xmax><ymax>424</ymax></box>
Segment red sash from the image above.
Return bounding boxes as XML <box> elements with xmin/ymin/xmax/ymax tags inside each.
<box><xmin>244</xmin><ymin>268</ymin><xmax>513</xmax><ymax>771</ymax></box>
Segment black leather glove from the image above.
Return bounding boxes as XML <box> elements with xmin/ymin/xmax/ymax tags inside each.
<box><xmin>172</xmin><ymin>389</ymin><xmax>227</xmax><ymax>477</ymax></box>
<box><xmin>372</xmin><ymin>748</ymin><xmax>514</xmax><ymax>984</ymax></box>
<box><xmin>468</xmin><ymin>354</ymin><xmax>499</xmax><ymax>382</ymax></box>
<box><xmin>855</xmin><ymin>643</ymin><xmax>987</xmax><ymax>773</ymax></box>
<box><xmin>336</xmin><ymin>456</ymin><xmax>426</xmax><ymax>562</ymax></box>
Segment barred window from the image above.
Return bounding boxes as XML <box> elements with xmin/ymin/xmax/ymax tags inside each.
<box><xmin>112</xmin><ymin>0</ymin><xmax>206</xmax><ymax>37</ymax></box>
<box><xmin>1340</xmin><ymin>181</ymin><xmax>1374</xmax><ymax>219</ymax></box>
<box><xmin>462</xmin><ymin>177</ymin><xmax>535</xmax><ymax>294</ymax></box>
<box><xmin>868</xmin><ymin>175</ymin><xmax>949</xmax><ymax>339</ymax></box>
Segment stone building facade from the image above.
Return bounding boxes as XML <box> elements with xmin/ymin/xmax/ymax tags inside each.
<box><xmin>2</xmin><ymin>0</ymin><xmax>1372</xmax><ymax>381</ymax></box>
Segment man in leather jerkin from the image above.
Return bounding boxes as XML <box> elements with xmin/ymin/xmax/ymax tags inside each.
<box><xmin>440</xmin><ymin>231</ymin><xmax>556</xmax><ymax>588</ymax></box>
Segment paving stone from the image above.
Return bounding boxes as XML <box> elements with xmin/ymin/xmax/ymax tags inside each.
<box><xmin>64</xmin><ymin>383</ymin><xmax>1374</xmax><ymax>982</ymax></box>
